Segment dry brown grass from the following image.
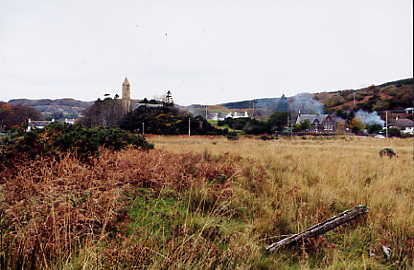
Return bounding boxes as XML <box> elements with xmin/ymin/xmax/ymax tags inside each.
<box><xmin>0</xmin><ymin>148</ymin><xmax>241</xmax><ymax>269</ymax></box>
<box><xmin>0</xmin><ymin>135</ymin><xmax>413</xmax><ymax>269</ymax></box>
<box><xmin>148</xmin><ymin>135</ymin><xmax>414</xmax><ymax>267</ymax></box>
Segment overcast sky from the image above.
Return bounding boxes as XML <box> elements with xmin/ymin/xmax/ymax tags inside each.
<box><xmin>1</xmin><ymin>0</ymin><xmax>412</xmax><ymax>105</ymax></box>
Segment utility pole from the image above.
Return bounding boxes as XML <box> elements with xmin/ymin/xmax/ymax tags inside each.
<box><xmin>205</xmin><ymin>105</ymin><xmax>208</xmax><ymax>119</ymax></box>
<box><xmin>287</xmin><ymin>113</ymin><xmax>292</xmax><ymax>137</ymax></box>
<box><xmin>188</xmin><ymin>117</ymin><xmax>191</xmax><ymax>136</ymax></box>
<box><xmin>385</xmin><ymin>111</ymin><xmax>388</xmax><ymax>138</ymax></box>
<box><xmin>252</xmin><ymin>99</ymin><xmax>256</xmax><ymax>119</ymax></box>
<box><xmin>353</xmin><ymin>91</ymin><xmax>356</xmax><ymax>107</ymax></box>
<box><xmin>412</xmin><ymin>109</ymin><xmax>414</xmax><ymax>160</ymax></box>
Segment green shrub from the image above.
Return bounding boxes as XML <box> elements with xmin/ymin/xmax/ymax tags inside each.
<box><xmin>367</xmin><ymin>124</ymin><xmax>383</xmax><ymax>134</ymax></box>
<box><xmin>0</xmin><ymin>123</ymin><xmax>153</xmax><ymax>166</ymax></box>
<box><xmin>260</xmin><ymin>135</ymin><xmax>278</xmax><ymax>141</ymax></box>
<box><xmin>388</xmin><ymin>127</ymin><xmax>401</xmax><ymax>137</ymax></box>
<box><xmin>226</xmin><ymin>132</ymin><xmax>239</xmax><ymax>141</ymax></box>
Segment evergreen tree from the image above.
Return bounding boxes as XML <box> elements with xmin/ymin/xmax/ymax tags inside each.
<box><xmin>80</xmin><ymin>97</ymin><xmax>124</xmax><ymax>128</ymax></box>
<box><xmin>275</xmin><ymin>94</ymin><xmax>289</xmax><ymax>112</ymax></box>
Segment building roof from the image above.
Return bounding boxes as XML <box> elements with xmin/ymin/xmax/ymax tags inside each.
<box><xmin>29</xmin><ymin>121</ymin><xmax>51</xmax><ymax>127</ymax></box>
<box><xmin>296</xmin><ymin>114</ymin><xmax>330</xmax><ymax>124</ymax></box>
<box><xmin>391</xmin><ymin>118</ymin><xmax>414</xmax><ymax>128</ymax></box>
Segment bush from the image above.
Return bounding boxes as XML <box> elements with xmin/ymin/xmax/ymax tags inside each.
<box><xmin>226</xmin><ymin>132</ymin><xmax>239</xmax><ymax>141</ymax></box>
<box><xmin>0</xmin><ymin>123</ymin><xmax>153</xmax><ymax>167</ymax></box>
<box><xmin>326</xmin><ymin>95</ymin><xmax>345</xmax><ymax>107</ymax></box>
<box><xmin>242</xmin><ymin>119</ymin><xmax>269</xmax><ymax>134</ymax></box>
<box><xmin>350</xmin><ymin>118</ymin><xmax>365</xmax><ymax>133</ymax></box>
<box><xmin>294</xmin><ymin>120</ymin><xmax>311</xmax><ymax>131</ymax></box>
<box><xmin>367</xmin><ymin>124</ymin><xmax>383</xmax><ymax>134</ymax></box>
<box><xmin>220</xmin><ymin>117</ymin><xmax>250</xmax><ymax>131</ymax></box>
<box><xmin>260</xmin><ymin>135</ymin><xmax>278</xmax><ymax>141</ymax></box>
<box><xmin>388</xmin><ymin>127</ymin><xmax>401</xmax><ymax>137</ymax></box>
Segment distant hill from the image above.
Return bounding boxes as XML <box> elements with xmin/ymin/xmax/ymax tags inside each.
<box><xmin>218</xmin><ymin>98</ymin><xmax>280</xmax><ymax>118</ymax></box>
<box><xmin>6</xmin><ymin>78</ymin><xmax>412</xmax><ymax>120</ymax></box>
<box><xmin>189</xmin><ymin>78</ymin><xmax>413</xmax><ymax>116</ymax></box>
<box><xmin>314</xmin><ymin>78</ymin><xmax>413</xmax><ymax>112</ymax></box>
<box><xmin>8</xmin><ymin>98</ymin><xmax>93</xmax><ymax>118</ymax></box>
<box><xmin>221</xmin><ymin>97</ymin><xmax>280</xmax><ymax>110</ymax></box>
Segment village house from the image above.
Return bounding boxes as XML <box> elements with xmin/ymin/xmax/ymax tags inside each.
<box><xmin>295</xmin><ymin>112</ymin><xmax>336</xmax><ymax>131</ymax></box>
<box><xmin>27</xmin><ymin>118</ymin><xmax>75</xmax><ymax>132</ymax></box>
<box><xmin>27</xmin><ymin>119</ymin><xmax>55</xmax><ymax>132</ymax></box>
<box><xmin>389</xmin><ymin>118</ymin><xmax>414</xmax><ymax>135</ymax></box>
<box><xmin>214</xmin><ymin>111</ymin><xmax>249</xmax><ymax>121</ymax></box>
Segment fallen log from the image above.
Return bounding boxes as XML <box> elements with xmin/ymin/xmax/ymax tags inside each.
<box><xmin>266</xmin><ymin>205</ymin><xmax>368</xmax><ymax>252</ymax></box>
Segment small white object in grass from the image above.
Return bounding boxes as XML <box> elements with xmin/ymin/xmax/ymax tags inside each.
<box><xmin>381</xmin><ymin>245</ymin><xmax>391</xmax><ymax>259</ymax></box>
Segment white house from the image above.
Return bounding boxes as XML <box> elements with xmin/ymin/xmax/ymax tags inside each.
<box><xmin>27</xmin><ymin>118</ymin><xmax>55</xmax><ymax>132</ymax></box>
<box><xmin>389</xmin><ymin>118</ymin><xmax>414</xmax><ymax>135</ymax></box>
<box><xmin>64</xmin><ymin>118</ymin><xmax>76</xmax><ymax>125</ymax></box>
<box><xmin>27</xmin><ymin>118</ymin><xmax>75</xmax><ymax>132</ymax></box>
<box><xmin>222</xmin><ymin>111</ymin><xmax>249</xmax><ymax>119</ymax></box>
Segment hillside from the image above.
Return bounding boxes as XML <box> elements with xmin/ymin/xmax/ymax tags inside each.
<box><xmin>314</xmin><ymin>78</ymin><xmax>413</xmax><ymax>112</ymax></box>
<box><xmin>8</xmin><ymin>98</ymin><xmax>93</xmax><ymax>118</ymax></box>
<box><xmin>221</xmin><ymin>97</ymin><xmax>280</xmax><ymax>110</ymax></box>
<box><xmin>192</xmin><ymin>78</ymin><xmax>413</xmax><ymax>116</ymax></box>
<box><xmin>220</xmin><ymin>97</ymin><xmax>280</xmax><ymax>118</ymax></box>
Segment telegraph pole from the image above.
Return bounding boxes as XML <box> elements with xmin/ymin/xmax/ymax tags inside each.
<box><xmin>188</xmin><ymin>117</ymin><xmax>191</xmax><ymax>136</ymax></box>
<box><xmin>353</xmin><ymin>91</ymin><xmax>356</xmax><ymax>107</ymax></box>
<box><xmin>252</xmin><ymin>99</ymin><xmax>256</xmax><ymax>119</ymax></box>
<box><xmin>288</xmin><ymin>113</ymin><xmax>292</xmax><ymax>136</ymax></box>
<box><xmin>412</xmin><ymin>109</ymin><xmax>414</xmax><ymax>160</ymax></box>
<box><xmin>385</xmin><ymin>111</ymin><xmax>388</xmax><ymax>138</ymax></box>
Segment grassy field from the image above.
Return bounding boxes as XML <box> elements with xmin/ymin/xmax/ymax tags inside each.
<box><xmin>1</xmin><ymin>135</ymin><xmax>413</xmax><ymax>269</ymax></box>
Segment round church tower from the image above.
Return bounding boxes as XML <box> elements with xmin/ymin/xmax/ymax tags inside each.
<box><xmin>122</xmin><ymin>77</ymin><xmax>132</xmax><ymax>113</ymax></box>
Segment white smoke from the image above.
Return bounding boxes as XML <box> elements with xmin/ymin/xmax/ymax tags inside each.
<box><xmin>355</xmin><ymin>110</ymin><xmax>384</xmax><ymax>126</ymax></box>
<box><xmin>184</xmin><ymin>105</ymin><xmax>204</xmax><ymax>117</ymax></box>
<box><xmin>289</xmin><ymin>93</ymin><xmax>324</xmax><ymax>114</ymax></box>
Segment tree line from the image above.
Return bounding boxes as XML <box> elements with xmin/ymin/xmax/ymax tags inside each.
<box><xmin>80</xmin><ymin>97</ymin><xmax>224</xmax><ymax>135</ymax></box>
<box><xmin>0</xmin><ymin>102</ymin><xmax>42</xmax><ymax>130</ymax></box>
